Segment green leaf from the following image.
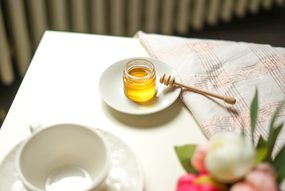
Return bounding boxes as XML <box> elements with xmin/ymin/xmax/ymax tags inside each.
<box><xmin>256</xmin><ymin>135</ymin><xmax>267</xmax><ymax>148</ymax></box>
<box><xmin>174</xmin><ymin>144</ymin><xmax>198</xmax><ymax>174</ymax></box>
<box><xmin>265</xmin><ymin>123</ymin><xmax>283</xmax><ymax>162</ymax></box>
<box><xmin>272</xmin><ymin>146</ymin><xmax>285</xmax><ymax>183</ymax></box>
<box><xmin>250</xmin><ymin>89</ymin><xmax>259</xmax><ymax>145</ymax></box>
<box><xmin>241</xmin><ymin>123</ymin><xmax>246</xmax><ymax>137</ymax></box>
<box><xmin>255</xmin><ymin>136</ymin><xmax>268</xmax><ymax>164</ymax></box>
<box><xmin>265</xmin><ymin>100</ymin><xmax>285</xmax><ymax>161</ymax></box>
<box><xmin>269</xmin><ymin>100</ymin><xmax>285</xmax><ymax>130</ymax></box>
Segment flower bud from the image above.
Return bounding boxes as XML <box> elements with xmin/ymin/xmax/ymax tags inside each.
<box><xmin>205</xmin><ymin>132</ymin><xmax>255</xmax><ymax>183</ymax></box>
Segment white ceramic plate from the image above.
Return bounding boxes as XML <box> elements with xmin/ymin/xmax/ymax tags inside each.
<box><xmin>0</xmin><ymin>129</ymin><xmax>144</xmax><ymax>191</ymax></box>
<box><xmin>99</xmin><ymin>57</ymin><xmax>181</xmax><ymax>115</ymax></box>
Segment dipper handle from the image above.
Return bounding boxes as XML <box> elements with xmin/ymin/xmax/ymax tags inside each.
<box><xmin>160</xmin><ymin>74</ymin><xmax>236</xmax><ymax>105</ymax></box>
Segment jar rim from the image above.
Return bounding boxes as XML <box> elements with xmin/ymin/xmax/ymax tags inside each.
<box><xmin>124</xmin><ymin>59</ymin><xmax>155</xmax><ymax>81</ymax></box>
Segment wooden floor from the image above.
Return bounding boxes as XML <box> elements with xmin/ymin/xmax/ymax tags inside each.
<box><xmin>0</xmin><ymin>5</ymin><xmax>284</xmax><ymax>126</ymax></box>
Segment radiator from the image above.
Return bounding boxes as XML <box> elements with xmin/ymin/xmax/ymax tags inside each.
<box><xmin>0</xmin><ymin>0</ymin><xmax>284</xmax><ymax>85</ymax></box>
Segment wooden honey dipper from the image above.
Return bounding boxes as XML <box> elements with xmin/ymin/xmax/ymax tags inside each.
<box><xmin>160</xmin><ymin>74</ymin><xmax>236</xmax><ymax>105</ymax></box>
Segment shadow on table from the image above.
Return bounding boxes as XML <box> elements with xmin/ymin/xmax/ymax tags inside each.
<box><xmin>102</xmin><ymin>99</ymin><xmax>184</xmax><ymax>129</ymax></box>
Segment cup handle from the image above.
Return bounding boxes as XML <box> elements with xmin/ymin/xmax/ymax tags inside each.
<box><xmin>29</xmin><ymin>122</ymin><xmax>43</xmax><ymax>134</ymax></box>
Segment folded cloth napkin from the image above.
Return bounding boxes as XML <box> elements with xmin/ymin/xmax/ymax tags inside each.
<box><xmin>136</xmin><ymin>31</ymin><xmax>285</xmax><ymax>151</ymax></box>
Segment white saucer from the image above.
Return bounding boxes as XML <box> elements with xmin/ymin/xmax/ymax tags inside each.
<box><xmin>99</xmin><ymin>57</ymin><xmax>181</xmax><ymax>115</ymax></box>
<box><xmin>0</xmin><ymin>129</ymin><xmax>143</xmax><ymax>191</ymax></box>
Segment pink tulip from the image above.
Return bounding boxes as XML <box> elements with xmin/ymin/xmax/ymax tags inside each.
<box><xmin>230</xmin><ymin>182</ymin><xmax>255</xmax><ymax>191</ymax></box>
<box><xmin>176</xmin><ymin>174</ymin><xmax>225</xmax><ymax>191</ymax></box>
<box><xmin>176</xmin><ymin>174</ymin><xmax>196</xmax><ymax>191</ymax></box>
<box><xmin>230</xmin><ymin>163</ymin><xmax>278</xmax><ymax>191</ymax></box>
<box><xmin>245</xmin><ymin>166</ymin><xmax>278</xmax><ymax>191</ymax></box>
<box><xmin>191</xmin><ymin>144</ymin><xmax>209</xmax><ymax>173</ymax></box>
<box><xmin>254</xmin><ymin>163</ymin><xmax>276</xmax><ymax>178</ymax></box>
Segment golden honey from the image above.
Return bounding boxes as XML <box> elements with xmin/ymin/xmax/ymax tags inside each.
<box><xmin>123</xmin><ymin>59</ymin><xmax>156</xmax><ymax>103</ymax></box>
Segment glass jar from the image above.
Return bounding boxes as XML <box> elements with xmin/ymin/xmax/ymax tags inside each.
<box><xmin>123</xmin><ymin>59</ymin><xmax>156</xmax><ymax>103</ymax></box>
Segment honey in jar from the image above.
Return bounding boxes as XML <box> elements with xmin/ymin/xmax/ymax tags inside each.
<box><xmin>123</xmin><ymin>59</ymin><xmax>156</xmax><ymax>103</ymax></box>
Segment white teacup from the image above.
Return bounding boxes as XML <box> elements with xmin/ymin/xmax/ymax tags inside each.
<box><xmin>16</xmin><ymin>123</ymin><xmax>110</xmax><ymax>191</ymax></box>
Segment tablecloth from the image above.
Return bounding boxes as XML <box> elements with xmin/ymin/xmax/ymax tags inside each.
<box><xmin>136</xmin><ymin>31</ymin><xmax>285</xmax><ymax>151</ymax></box>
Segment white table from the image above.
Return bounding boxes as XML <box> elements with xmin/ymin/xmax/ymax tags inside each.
<box><xmin>0</xmin><ymin>31</ymin><xmax>207</xmax><ymax>191</ymax></box>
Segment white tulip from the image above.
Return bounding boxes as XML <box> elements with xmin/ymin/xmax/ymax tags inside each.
<box><xmin>205</xmin><ymin>132</ymin><xmax>255</xmax><ymax>183</ymax></box>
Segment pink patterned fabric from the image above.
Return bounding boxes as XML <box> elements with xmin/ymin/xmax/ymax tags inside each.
<box><xmin>136</xmin><ymin>31</ymin><xmax>285</xmax><ymax>151</ymax></box>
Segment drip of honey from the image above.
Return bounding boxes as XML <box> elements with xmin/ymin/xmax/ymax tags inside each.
<box><xmin>123</xmin><ymin>61</ymin><xmax>156</xmax><ymax>103</ymax></box>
